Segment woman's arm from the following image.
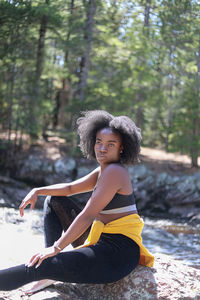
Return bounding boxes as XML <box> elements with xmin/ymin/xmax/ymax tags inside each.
<box><xmin>19</xmin><ymin>167</ymin><xmax>100</xmax><ymax>217</ymax></box>
<box><xmin>27</xmin><ymin>164</ymin><xmax>128</xmax><ymax>268</ymax></box>
<box><xmin>55</xmin><ymin>164</ymin><xmax>127</xmax><ymax>248</ymax></box>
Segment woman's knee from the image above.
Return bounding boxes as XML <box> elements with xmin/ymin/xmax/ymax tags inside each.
<box><xmin>43</xmin><ymin>195</ymin><xmax>52</xmax><ymax>215</ymax></box>
<box><xmin>43</xmin><ymin>196</ymin><xmax>69</xmax><ymax>220</ymax></box>
<box><xmin>50</xmin><ymin>196</ymin><xmax>67</xmax><ymax>211</ymax></box>
<box><xmin>44</xmin><ymin>195</ymin><xmax>69</xmax><ymax>211</ymax></box>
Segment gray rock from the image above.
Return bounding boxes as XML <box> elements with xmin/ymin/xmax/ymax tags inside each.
<box><xmin>190</xmin><ymin>213</ymin><xmax>200</xmax><ymax>223</ymax></box>
<box><xmin>0</xmin><ymin>181</ymin><xmax>29</xmax><ymax>209</ymax></box>
<box><xmin>42</xmin><ymin>160</ymin><xmax>53</xmax><ymax>173</ymax></box>
<box><xmin>43</xmin><ymin>174</ymin><xmax>72</xmax><ymax>186</ymax></box>
<box><xmin>196</xmin><ymin>178</ymin><xmax>200</xmax><ymax>192</ymax></box>
<box><xmin>135</xmin><ymin>175</ymin><xmax>155</xmax><ymax>191</ymax></box>
<box><xmin>0</xmin><ymin>175</ymin><xmax>27</xmax><ymax>189</ymax></box>
<box><xmin>156</xmin><ymin>172</ymin><xmax>179</xmax><ymax>187</ymax></box>
<box><xmin>181</xmin><ymin>191</ymin><xmax>200</xmax><ymax>205</ymax></box>
<box><xmin>169</xmin><ymin>205</ymin><xmax>200</xmax><ymax>218</ymax></box>
<box><xmin>129</xmin><ymin>165</ymin><xmax>153</xmax><ymax>181</ymax></box>
<box><xmin>54</xmin><ymin>158</ymin><xmax>76</xmax><ymax>175</ymax></box>
<box><xmin>135</xmin><ymin>190</ymin><xmax>152</xmax><ymax>210</ymax></box>
<box><xmin>22</xmin><ymin>154</ymin><xmax>43</xmax><ymax>172</ymax></box>
<box><xmin>156</xmin><ymin>172</ymin><xmax>169</xmax><ymax>187</ymax></box>
<box><xmin>193</xmin><ymin>171</ymin><xmax>200</xmax><ymax>180</ymax></box>
<box><xmin>176</xmin><ymin>177</ymin><xmax>196</xmax><ymax>194</ymax></box>
<box><xmin>77</xmin><ymin>166</ymin><xmax>94</xmax><ymax>178</ymax></box>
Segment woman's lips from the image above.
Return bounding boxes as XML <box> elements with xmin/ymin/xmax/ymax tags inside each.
<box><xmin>97</xmin><ymin>154</ymin><xmax>106</xmax><ymax>158</ymax></box>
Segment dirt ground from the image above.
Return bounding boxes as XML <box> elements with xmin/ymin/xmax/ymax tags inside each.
<box><xmin>139</xmin><ymin>146</ymin><xmax>200</xmax><ymax>175</ymax></box>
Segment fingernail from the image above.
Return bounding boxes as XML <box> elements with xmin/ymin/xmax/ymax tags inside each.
<box><xmin>35</xmin><ymin>264</ymin><xmax>39</xmax><ymax>268</ymax></box>
<box><xmin>27</xmin><ymin>264</ymin><xmax>32</xmax><ymax>268</ymax></box>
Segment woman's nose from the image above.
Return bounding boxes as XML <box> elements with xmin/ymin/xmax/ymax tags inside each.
<box><xmin>100</xmin><ymin>145</ymin><xmax>107</xmax><ymax>152</ymax></box>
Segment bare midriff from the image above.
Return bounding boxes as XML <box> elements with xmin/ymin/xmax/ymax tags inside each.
<box><xmin>96</xmin><ymin>210</ymin><xmax>138</xmax><ymax>225</ymax></box>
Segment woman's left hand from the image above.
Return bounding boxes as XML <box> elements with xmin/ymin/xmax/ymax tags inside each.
<box><xmin>27</xmin><ymin>246</ymin><xmax>59</xmax><ymax>269</ymax></box>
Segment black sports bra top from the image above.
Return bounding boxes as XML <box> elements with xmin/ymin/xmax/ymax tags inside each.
<box><xmin>93</xmin><ymin>173</ymin><xmax>137</xmax><ymax>214</ymax></box>
<box><xmin>100</xmin><ymin>191</ymin><xmax>137</xmax><ymax>214</ymax></box>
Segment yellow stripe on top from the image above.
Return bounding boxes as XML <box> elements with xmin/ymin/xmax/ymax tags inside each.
<box><xmin>76</xmin><ymin>214</ymin><xmax>154</xmax><ymax>268</ymax></box>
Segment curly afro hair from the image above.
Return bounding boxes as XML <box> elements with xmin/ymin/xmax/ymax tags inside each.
<box><xmin>77</xmin><ymin>110</ymin><xmax>142</xmax><ymax>165</ymax></box>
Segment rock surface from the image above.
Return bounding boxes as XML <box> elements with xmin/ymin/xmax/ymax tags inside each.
<box><xmin>0</xmin><ymin>254</ymin><xmax>199</xmax><ymax>300</ymax></box>
<box><xmin>130</xmin><ymin>166</ymin><xmax>200</xmax><ymax>223</ymax></box>
<box><xmin>0</xmin><ymin>175</ymin><xmax>29</xmax><ymax>208</ymax></box>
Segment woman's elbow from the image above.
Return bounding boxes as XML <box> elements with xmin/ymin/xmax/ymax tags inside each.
<box><xmin>80</xmin><ymin>209</ymin><xmax>97</xmax><ymax>224</ymax></box>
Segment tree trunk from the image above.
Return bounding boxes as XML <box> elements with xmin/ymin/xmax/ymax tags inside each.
<box><xmin>53</xmin><ymin>0</ymin><xmax>74</xmax><ymax>128</ymax></box>
<box><xmin>64</xmin><ymin>0</ymin><xmax>74</xmax><ymax>67</ymax></box>
<box><xmin>78</xmin><ymin>0</ymin><xmax>96</xmax><ymax>102</ymax></box>
<box><xmin>14</xmin><ymin>66</ymin><xmax>25</xmax><ymax>150</ymax></box>
<box><xmin>8</xmin><ymin>65</ymin><xmax>15</xmax><ymax>145</ymax></box>
<box><xmin>165</xmin><ymin>50</ymin><xmax>174</xmax><ymax>152</ymax></box>
<box><xmin>35</xmin><ymin>0</ymin><xmax>49</xmax><ymax>85</ymax></box>
<box><xmin>190</xmin><ymin>30</ymin><xmax>200</xmax><ymax>167</ymax></box>
<box><xmin>136</xmin><ymin>0</ymin><xmax>151</xmax><ymax>129</ymax></box>
<box><xmin>29</xmin><ymin>0</ymin><xmax>49</xmax><ymax>138</ymax></box>
<box><xmin>144</xmin><ymin>0</ymin><xmax>151</xmax><ymax>27</ymax></box>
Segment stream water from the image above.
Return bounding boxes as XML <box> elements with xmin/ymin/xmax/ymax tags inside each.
<box><xmin>0</xmin><ymin>207</ymin><xmax>199</xmax><ymax>269</ymax></box>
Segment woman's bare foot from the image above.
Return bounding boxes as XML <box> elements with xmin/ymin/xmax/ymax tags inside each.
<box><xmin>23</xmin><ymin>279</ymin><xmax>55</xmax><ymax>295</ymax></box>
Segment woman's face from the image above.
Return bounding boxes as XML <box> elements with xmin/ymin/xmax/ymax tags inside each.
<box><xmin>94</xmin><ymin>128</ymin><xmax>123</xmax><ymax>166</ymax></box>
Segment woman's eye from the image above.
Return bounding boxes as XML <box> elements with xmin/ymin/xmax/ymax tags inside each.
<box><xmin>109</xmin><ymin>143</ymin><xmax>114</xmax><ymax>147</ymax></box>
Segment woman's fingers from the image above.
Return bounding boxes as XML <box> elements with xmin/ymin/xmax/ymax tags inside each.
<box><xmin>19</xmin><ymin>201</ymin><xmax>28</xmax><ymax>217</ymax></box>
<box><xmin>27</xmin><ymin>253</ymin><xmax>40</xmax><ymax>267</ymax></box>
<box><xmin>35</xmin><ymin>255</ymin><xmax>46</xmax><ymax>268</ymax></box>
<box><xmin>30</xmin><ymin>201</ymin><xmax>36</xmax><ymax>211</ymax></box>
<box><xmin>27</xmin><ymin>247</ymin><xmax>56</xmax><ymax>268</ymax></box>
<box><xmin>19</xmin><ymin>202</ymin><xmax>25</xmax><ymax>216</ymax></box>
<box><xmin>27</xmin><ymin>253</ymin><xmax>49</xmax><ymax>268</ymax></box>
<box><xmin>19</xmin><ymin>190</ymin><xmax>37</xmax><ymax>217</ymax></box>
<box><xmin>29</xmin><ymin>254</ymin><xmax>48</xmax><ymax>268</ymax></box>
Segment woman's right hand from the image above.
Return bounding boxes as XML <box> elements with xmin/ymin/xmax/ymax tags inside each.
<box><xmin>19</xmin><ymin>188</ymin><xmax>38</xmax><ymax>217</ymax></box>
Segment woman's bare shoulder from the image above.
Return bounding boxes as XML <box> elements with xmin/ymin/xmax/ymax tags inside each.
<box><xmin>102</xmin><ymin>163</ymin><xmax>129</xmax><ymax>178</ymax></box>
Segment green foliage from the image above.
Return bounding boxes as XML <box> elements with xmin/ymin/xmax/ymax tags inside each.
<box><xmin>0</xmin><ymin>0</ymin><xmax>200</xmax><ymax>166</ymax></box>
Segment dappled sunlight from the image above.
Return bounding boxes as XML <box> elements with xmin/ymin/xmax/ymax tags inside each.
<box><xmin>141</xmin><ymin>147</ymin><xmax>200</xmax><ymax>166</ymax></box>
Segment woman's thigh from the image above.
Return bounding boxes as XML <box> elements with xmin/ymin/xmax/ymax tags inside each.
<box><xmin>36</xmin><ymin>233</ymin><xmax>140</xmax><ymax>284</ymax></box>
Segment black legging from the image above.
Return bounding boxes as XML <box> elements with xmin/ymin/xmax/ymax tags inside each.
<box><xmin>0</xmin><ymin>196</ymin><xmax>140</xmax><ymax>291</ymax></box>
<box><xmin>43</xmin><ymin>195</ymin><xmax>91</xmax><ymax>248</ymax></box>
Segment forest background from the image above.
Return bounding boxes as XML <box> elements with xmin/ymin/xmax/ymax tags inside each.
<box><xmin>0</xmin><ymin>0</ymin><xmax>200</xmax><ymax>168</ymax></box>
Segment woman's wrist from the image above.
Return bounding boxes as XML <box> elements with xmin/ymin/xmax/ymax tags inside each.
<box><xmin>33</xmin><ymin>187</ymin><xmax>40</xmax><ymax>195</ymax></box>
<box><xmin>32</xmin><ymin>184</ymin><xmax>70</xmax><ymax>197</ymax></box>
<box><xmin>53</xmin><ymin>241</ymin><xmax>62</xmax><ymax>253</ymax></box>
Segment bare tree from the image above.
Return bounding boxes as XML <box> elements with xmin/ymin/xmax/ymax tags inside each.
<box><xmin>78</xmin><ymin>0</ymin><xmax>96</xmax><ymax>102</ymax></box>
<box><xmin>29</xmin><ymin>0</ymin><xmax>49</xmax><ymax>138</ymax></box>
<box><xmin>136</xmin><ymin>0</ymin><xmax>151</xmax><ymax>129</ymax></box>
<box><xmin>190</xmin><ymin>29</ymin><xmax>200</xmax><ymax>167</ymax></box>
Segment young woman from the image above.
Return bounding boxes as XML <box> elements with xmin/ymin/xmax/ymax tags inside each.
<box><xmin>0</xmin><ymin>110</ymin><xmax>154</xmax><ymax>293</ymax></box>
